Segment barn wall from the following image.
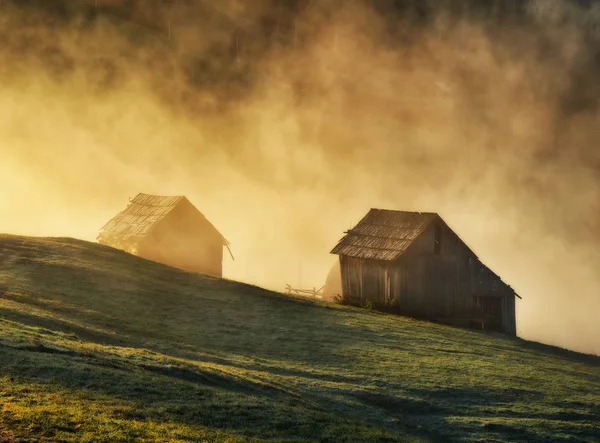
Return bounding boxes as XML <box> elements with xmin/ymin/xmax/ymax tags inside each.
<box><xmin>390</xmin><ymin>257</ymin><xmax>429</xmax><ymax>314</ymax></box>
<box><xmin>400</xmin><ymin>220</ymin><xmax>517</xmax><ymax>335</ymax></box>
<box><xmin>337</xmin><ymin>216</ymin><xmax>517</xmax><ymax>335</ymax></box>
<box><xmin>505</xmin><ymin>294</ymin><xmax>516</xmax><ymax>335</ymax></box>
<box><xmin>361</xmin><ymin>259</ymin><xmax>388</xmax><ymax>304</ymax></box>
<box><xmin>139</xmin><ymin>203</ymin><xmax>223</xmax><ymax>277</ymax></box>
<box><xmin>339</xmin><ymin>255</ymin><xmax>361</xmax><ymax>302</ymax></box>
<box><xmin>469</xmin><ymin>257</ymin><xmax>517</xmax><ymax>335</ymax></box>
<box><xmin>396</xmin><ymin>219</ymin><xmax>474</xmax><ymax>318</ymax></box>
<box><xmin>339</xmin><ymin>256</ymin><xmax>389</xmax><ymax>304</ymax></box>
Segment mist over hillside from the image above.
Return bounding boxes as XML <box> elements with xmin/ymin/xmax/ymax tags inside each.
<box><xmin>1</xmin><ymin>0</ymin><xmax>599</xmax><ymax>355</ymax></box>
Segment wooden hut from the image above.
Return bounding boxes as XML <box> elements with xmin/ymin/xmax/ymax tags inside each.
<box><xmin>331</xmin><ymin>209</ymin><xmax>520</xmax><ymax>335</ymax></box>
<box><xmin>98</xmin><ymin>193</ymin><xmax>230</xmax><ymax>277</ymax></box>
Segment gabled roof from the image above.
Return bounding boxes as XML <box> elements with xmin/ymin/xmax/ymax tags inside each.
<box><xmin>330</xmin><ymin>209</ymin><xmax>438</xmax><ymax>261</ymax></box>
<box><xmin>98</xmin><ymin>193</ymin><xmax>227</xmax><ymax>245</ymax></box>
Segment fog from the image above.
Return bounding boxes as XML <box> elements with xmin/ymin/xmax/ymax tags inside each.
<box><xmin>0</xmin><ymin>0</ymin><xmax>599</xmax><ymax>355</ymax></box>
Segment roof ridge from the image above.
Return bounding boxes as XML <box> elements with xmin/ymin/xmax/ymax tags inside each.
<box><xmin>133</xmin><ymin>193</ymin><xmax>185</xmax><ymax>200</ymax></box>
<box><xmin>370</xmin><ymin>208</ymin><xmax>438</xmax><ymax>215</ymax></box>
<box><xmin>128</xmin><ymin>201</ymin><xmax>182</xmax><ymax>207</ymax></box>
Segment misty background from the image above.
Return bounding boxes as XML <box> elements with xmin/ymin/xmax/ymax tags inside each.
<box><xmin>0</xmin><ymin>0</ymin><xmax>599</xmax><ymax>355</ymax></box>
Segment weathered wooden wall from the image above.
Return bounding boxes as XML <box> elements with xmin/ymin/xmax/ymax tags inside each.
<box><xmin>339</xmin><ymin>218</ymin><xmax>517</xmax><ymax>335</ymax></box>
<box><xmin>138</xmin><ymin>202</ymin><xmax>223</xmax><ymax>277</ymax></box>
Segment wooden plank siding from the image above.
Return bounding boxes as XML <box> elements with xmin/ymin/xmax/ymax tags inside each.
<box><xmin>336</xmin><ymin>213</ymin><xmax>517</xmax><ymax>335</ymax></box>
<box><xmin>99</xmin><ymin>194</ymin><xmax>228</xmax><ymax>278</ymax></box>
<box><xmin>137</xmin><ymin>201</ymin><xmax>225</xmax><ymax>277</ymax></box>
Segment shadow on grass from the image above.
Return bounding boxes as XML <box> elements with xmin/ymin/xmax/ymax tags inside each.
<box><xmin>2</xmin><ymin>312</ymin><xmax>599</xmax><ymax>442</ymax></box>
<box><xmin>0</xmin><ymin>307</ymin><xmax>128</xmax><ymax>347</ymax></box>
<box><xmin>0</xmin><ymin>345</ymin><xmax>416</xmax><ymax>443</ymax></box>
<box><xmin>2</xmin><ymin>234</ymin><xmax>600</xmax><ymax>442</ymax></box>
<box><xmin>355</xmin><ymin>386</ymin><xmax>599</xmax><ymax>443</ymax></box>
<box><xmin>513</xmin><ymin>338</ymin><xmax>600</xmax><ymax>366</ymax></box>
<box><xmin>355</xmin><ymin>392</ymin><xmax>444</xmax><ymax>416</ymax></box>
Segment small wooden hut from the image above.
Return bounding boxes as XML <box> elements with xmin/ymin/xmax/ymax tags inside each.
<box><xmin>98</xmin><ymin>193</ymin><xmax>230</xmax><ymax>277</ymax></box>
<box><xmin>331</xmin><ymin>209</ymin><xmax>520</xmax><ymax>335</ymax></box>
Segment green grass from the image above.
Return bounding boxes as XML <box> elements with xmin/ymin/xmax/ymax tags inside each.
<box><xmin>0</xmin><ymin>234</ymin><xmax>599</xmax><ymax>442</ymax></box>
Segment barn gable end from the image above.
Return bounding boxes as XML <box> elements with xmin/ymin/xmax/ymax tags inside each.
<box><xmin>98</xmin><ymin>193</ymin><xmax>228</xmax><ymax>277</ymax></box>
<box><xmin>331</xmin><ymin>209</ymin><xmax>518</xmax><ymax>335</ymax></box>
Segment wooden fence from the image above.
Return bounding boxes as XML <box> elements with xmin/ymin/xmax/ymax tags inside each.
<box><xmin>285</xmin><ymin>284</ymin><xmax>324</xmax><ymax>299</ymax></box>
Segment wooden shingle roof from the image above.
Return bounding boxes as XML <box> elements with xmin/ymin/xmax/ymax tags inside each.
<box><xmin>330</xmin><ymin>209</ymin><xmax>437</xmax><ymax>261</ymax></box>
<box><xmin>98</xmin><ymin>193</ymin><xmax>227</xmax><ymax>245</ymax></box>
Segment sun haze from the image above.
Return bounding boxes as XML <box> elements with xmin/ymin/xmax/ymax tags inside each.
<box><xmin>1</xmin><ymin>0</ymin><xmax>599</xmax><ymax>355</ymax></box>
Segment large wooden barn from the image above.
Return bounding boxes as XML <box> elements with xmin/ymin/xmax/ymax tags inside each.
<box><xmin>98</xmin><ymin>193</ymin><xmax>229</xmax><ymax>277</ymax></box>
<box><xmin>330</xmin><ymin>209</ymin><xmax>520</xmax><ymax>335</ymax></box>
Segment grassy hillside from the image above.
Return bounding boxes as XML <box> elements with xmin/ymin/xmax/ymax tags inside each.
<box><xmin>0</xmin><ymin>235</ymin><xmax>599</xmax><ymax>442</ymax></box>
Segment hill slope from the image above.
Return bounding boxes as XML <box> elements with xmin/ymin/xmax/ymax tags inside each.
<box><xmin>0</xmin><ymin>235</ymin><xmax>599</xmax><ymax>442</ymax></box>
